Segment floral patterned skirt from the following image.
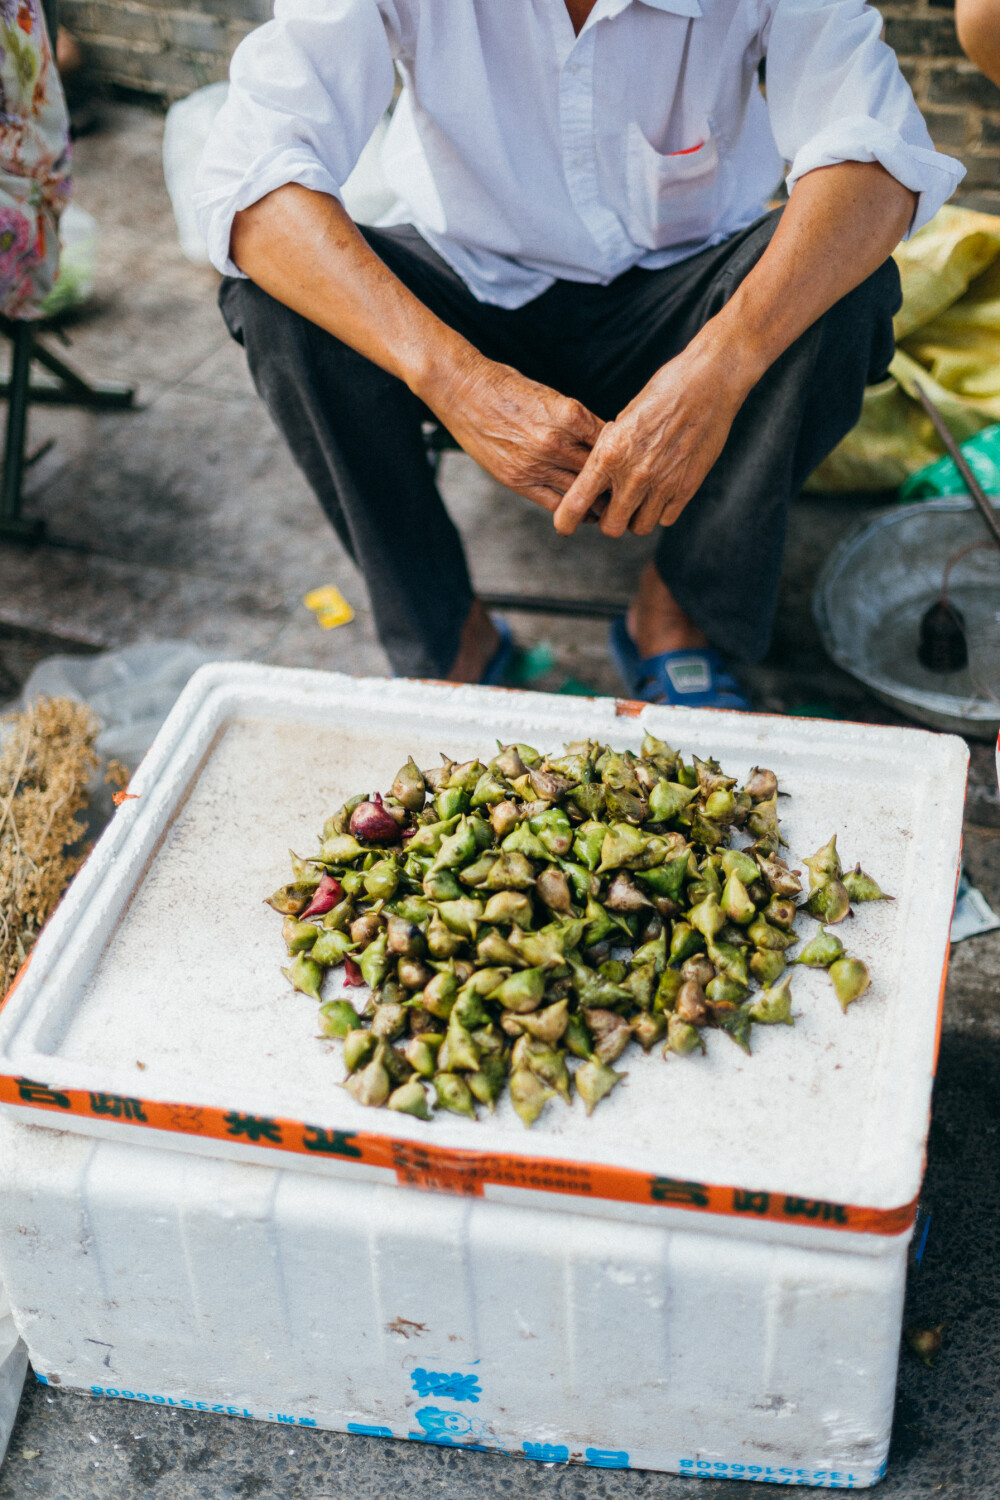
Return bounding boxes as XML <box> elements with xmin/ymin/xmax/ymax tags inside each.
<box><xmin>0</xmin><ymin>0</ymin><xmax>71</xmax><ymax>320</ymax></box>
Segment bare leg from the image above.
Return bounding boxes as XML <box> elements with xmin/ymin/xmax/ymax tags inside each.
<box><xmin>447</xmin><ymin>599</ymin><xmax>502</xmax><ymax>683</ymax></box>
<box><xmin>627</xmin><ymin>560</ymin><xmax>708</xmax><ymax>659</ymax></box>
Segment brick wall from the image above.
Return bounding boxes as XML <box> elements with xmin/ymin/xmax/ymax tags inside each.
<box><xmin>59</xmin><ymin>0</ymin><xmax>267</xmax><ymax>101</ymax></box>
<box><xmin>878</xmin><ymin>0</ymin><xmax>1000</xmax><ymax>213</ymax></box>
<box><xmin>60</xmin><ymin>0</ymin><xmax>1000</xmax><ymax>215</ymax></box>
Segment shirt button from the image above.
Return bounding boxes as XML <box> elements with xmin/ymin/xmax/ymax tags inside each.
<box><xmin>565</xmin><ymin>61</ymin><xmax>580</xmax><ymax>75</ymax></box>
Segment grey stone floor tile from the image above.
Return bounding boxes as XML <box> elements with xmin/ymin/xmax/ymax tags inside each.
<box><xmin>0</xmin><ymin>545</ymin><xmax>287</xmax><ymax>656</ymax></box>
<box><xmin>175</xmin><ymin>335</ymin><xmax>261</xmax><ymax>401</ymax></box>
<box><xmin>27</xmin><ymin>216</ymin><xmax>227</xmax><ymax>389</ymax></box>
<box><xmin>9</xmin><ymin>402</ymin><xmax>99</xmax><ymax>503</ymax></box>
<box><xmin>14</xmin><ymin>380</ymin><xmax>168</xmax><ymax>504</ymax></box>
<box><xmin>50</xmin><ymin>284</ymin><xmax>228</xmax><ymax>389</ymax></box>
<box><xmin>263</xmin><ymin>603</ymin><xmax>388</xmax><ymax>678</ymax></box>
<box><xmin>944</xmin><ymin>926</ymin><xmax>1000</xmax><ymax>1033</ymax></box>
<box><xmin>965</xmin><ymin>742</ymin><xmax>1000</xmax><ymax>829</ymax></box>
<box><xmin>18</xmin><ymin>390</ymin><xmax>338</xmax><ymax>588</ymax></box>
<box><xmin>69</xmin><ymin>104</ymin><xmax>181</xmax><ymax>232</ymax></box>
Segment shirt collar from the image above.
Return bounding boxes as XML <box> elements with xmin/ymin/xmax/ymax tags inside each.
<box><xmin>594</xmin><ymin>0</ymin><xmax>703</xmax><ymax>19</ymax></box>
<box><xmin>640</xmin><ymin>0</ymin><xmax>703</xmax><ymax>12</ymax></box>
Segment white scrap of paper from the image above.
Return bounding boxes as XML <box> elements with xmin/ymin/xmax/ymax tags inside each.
<box><xmin>950</xmin><ymin>867</ymin><xmax>1000</xmax><ymax>943</ymax></box>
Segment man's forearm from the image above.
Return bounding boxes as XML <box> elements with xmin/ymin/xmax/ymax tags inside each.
<box><xmin>231</xmin><ymin>184</ymin><xmax>604</xmax><ymax>513</ymax></box>
<box><xmin>691</xmin><ymin>161</ymin><xmax>915</xmax><ymax>401</ymax></box>
<box><xmin>231</xmin><ymin>185</ymin><xmax>477</xmax><ymax>404</ymax></box>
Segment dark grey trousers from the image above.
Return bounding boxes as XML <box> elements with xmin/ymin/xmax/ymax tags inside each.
<box><xmin>220</xmin><ymin>212</ymin><xmax>900</xmax><ymax>677</ymax></box>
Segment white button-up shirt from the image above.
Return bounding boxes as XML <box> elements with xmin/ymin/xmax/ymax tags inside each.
<box><xmin>195</xmin><ymin>0</ymin><xmax>964</xmax><ymax>310</ymax></box>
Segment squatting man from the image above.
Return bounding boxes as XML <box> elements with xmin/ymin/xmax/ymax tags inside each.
<box><xmin>195</xmin><ymin>0</ymin><xmax>962</xmax><ymax>709</ymax></box>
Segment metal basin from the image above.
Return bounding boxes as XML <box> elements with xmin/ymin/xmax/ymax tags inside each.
<box><xmin>813</xmin><ymin>496</ymin><xmax>1000</xmax><ymax>740</ymax></box>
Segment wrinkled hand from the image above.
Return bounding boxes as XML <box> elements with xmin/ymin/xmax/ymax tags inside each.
<box><xmin>429</xmin><ymin>354</ymin><xmax>604</xmax><ymax>513</ymax></box>
<box><xmin>552</xmin><ymin>344</ymin><xmax>750</xmax><ymax>538</ymax></box>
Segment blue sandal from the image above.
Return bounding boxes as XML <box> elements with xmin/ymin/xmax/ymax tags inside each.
<box><xmin>608</xmin><ymin>616</ymin><xmax>751</xmax><ymax>711</ymax></box>
<box><xmin>481</xmin><ymin>617</ymin><xmax>515</xmax><ymax>686</ymax></box>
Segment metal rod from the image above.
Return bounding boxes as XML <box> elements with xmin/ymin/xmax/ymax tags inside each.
<box><xmin>40</xmin><ymin>0</ymin><xmax>57</xmax><ymax>45</ymax></box>
<box><xmin>479</xmin><ymin>592</ymin><xmax>628</xmax><ymax>620</ymax></box>
<box><xmin>1</xmin><ymin>322</ymin><xmax>34</xmax><ymax>528</ymax></box>
<box><xmin>914</xmin><ymin>382</ymin><xmax>1000</xmax><ymax>550</ymax></box>
<box><xmin>23</xmin><ymin>342</ymin><xmax>136</xmax><ymax>407</ymax></box>
<box><xmin>0</xmin><ymin>378</ymin><xmax>135</xmax><ymax>408</ymax></box>
<box><xmin>25</xmin><ymin>438</ymin><xmax>56</xmax><ymax>469</ymax></box>
<box><xmin>0</xmin><ymin>316</ymin><xmax>136</xmax><ymax>408</ymax></box>
<box><xmin>29</xmin><ymin>340</ymin><xmax>107</xmax><ymax>397</ymax></box>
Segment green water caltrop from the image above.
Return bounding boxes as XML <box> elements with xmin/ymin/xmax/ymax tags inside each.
<box><xmin>269</xmin><ymin>745</ymin><xmax>892</xmax><ymax>1125</ymax></box>
<box><xmin>748</xmin><ymin>973</ymin><xmax>795</xmax><ymax>1026</ymax></box>
<box><xmin>843</xmin><ymin>863</ymin><xmax>894</xmax><ymax>903</ymax></box>
<box><xmin>829</xmin><ymin>957</ymin><xmax>872</xmax><ymax>1011</ymax></box>
<box><xmin>795</xmin><ymin>928</ymin><xmax>846</xmax><ymax>969</ymax></box>
<box><xmin>318</xmin><ymin>1000</ymin><xmax>360</xmax><ymax>1039</ymax></box>
<box><xmin>802</xmin><ymin>834</ymin><xmax>842</xmax><ymax>889</ymax></box>
<box><xmin>803</xmin><ymin>877</ymin><xmax>851</xmax><ymax>925</ymax></box>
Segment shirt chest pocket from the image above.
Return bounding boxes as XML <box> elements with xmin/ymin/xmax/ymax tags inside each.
<box><xmin>624</xmin><ymin>121</ymin><xmax>722</xmax><ymax>251</ymax></box>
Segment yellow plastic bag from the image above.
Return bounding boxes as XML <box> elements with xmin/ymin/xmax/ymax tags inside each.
<box><xmin>808</xmin><ymin>205</ymin><xmax>1000</xmax><ymax>491</ymax></box>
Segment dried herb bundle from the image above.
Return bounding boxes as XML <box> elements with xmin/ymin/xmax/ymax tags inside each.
<box><xmin>269</xmin><ymin>736</ymin><xmax>889</xmax><ymax>1127</ymax></box>
<box><xmin>0</xmin><ymin>696</ymin><xmax>98</xmax><ymax>997</ymax></box>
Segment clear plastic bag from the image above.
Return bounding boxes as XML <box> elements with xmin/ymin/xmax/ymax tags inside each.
<box><xmin>13</xmin><ymin>640</ymin><xmax>213</xmax><ymax>831</ymax></box>
<box><xmin>39</xmin><ymin>201</ymin><xmax>97</xmax><ymax>318</ymax></box>
<box><xmin>163</xmin><ymin>82</ymin><xmax>230</xmax><ymax>265</ymax></box>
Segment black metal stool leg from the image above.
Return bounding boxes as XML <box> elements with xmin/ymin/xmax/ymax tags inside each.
<box><xmin>24</xmin><ymin>339</ymin><xmax>135</xmax><ymax>407</ymax></box>
<box><xmin>0</xmin><ymin>314</ymin><xmax>136</xmax><ymax>410</ymax></box>
<box><xmin>0</xmin><ymin>315</ymin><xmax>137</xmax><ymax>543</ymax></box>
<box><xmin>0</xmin><ymin>321</ymin><xmax>43</xmax><ymax>543</ymax></box>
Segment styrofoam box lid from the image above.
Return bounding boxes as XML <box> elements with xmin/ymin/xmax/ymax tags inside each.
<box><xmin>0</xmin><ymin>666</ymin><xmax>967</xmax><ymax>1235</ymax></box>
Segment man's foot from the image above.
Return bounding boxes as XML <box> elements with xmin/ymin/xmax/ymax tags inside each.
<box><xmin>447</xmin><ymin>599</ymin><xmax>513</xmax><ymax>684</ymax></box>
<box><xmin>609</xmin><ymin>618</ymin><xmax>750</xmax><ymax>710</ymax></box>
<box><xmin>614</xmin><ymin>564</ymin><xmax>750</xmax><ymax>710</ymax></box>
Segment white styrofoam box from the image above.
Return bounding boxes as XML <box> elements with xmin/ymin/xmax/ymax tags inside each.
<box><xmin>0</xmin><ymin>665</ymin><xmax>969</xmax><ymax>1486</ymax></box>
<box><xmin>0</xmin><ymin>1118</ymin><xmax>903</xmax><ymax>1488</ymax></box>
<box><xmin>0</xmin><ymin>666</ymin><xmax>967</xmax><ymax>1218</ymax></box>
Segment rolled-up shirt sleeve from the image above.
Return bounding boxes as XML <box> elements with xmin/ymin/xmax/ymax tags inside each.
<box><xmin>762</xmin><ymin>0</ymin><xmax>964</xmax><ymax>236</ymax></box>
<box><xmin>193</xmin><ymin>0</ymin><xmax>397</xmax><ymax>276</ymax></box>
